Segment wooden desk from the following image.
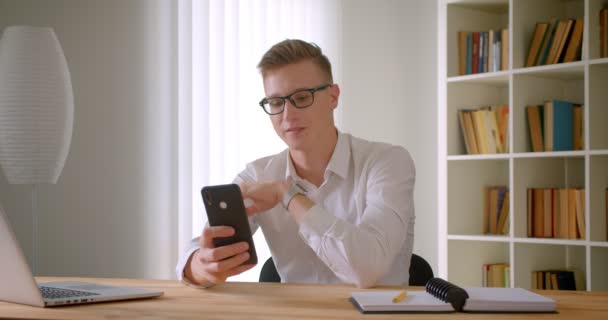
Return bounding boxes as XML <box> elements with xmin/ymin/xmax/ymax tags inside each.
<box><xmin>0</xmin><ymin>277</ymin><xmax>607</xmax><ymax>319</ymax></box>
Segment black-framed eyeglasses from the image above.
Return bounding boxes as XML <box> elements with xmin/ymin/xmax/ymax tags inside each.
<box><xmin>258</xmin><ymin>84</ymin><xmax>332</xmax><ymax>115</ymax></box>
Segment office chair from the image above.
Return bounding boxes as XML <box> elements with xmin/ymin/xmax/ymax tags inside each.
<box><xmin>259</xmin><ymin>253</ymin><xmax>434</xmax><ymax>286</ymax></box>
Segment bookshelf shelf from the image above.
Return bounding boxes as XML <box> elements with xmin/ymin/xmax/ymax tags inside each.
<box><xmin>448</xmin><ymin>234</ymin><xmax>510</xmax><ymax>242</ymax></box>
<box><xmin>447</xmin><ymin>154</ymin><xmax>511</xmax><ymax>161</ymax></box>
<box><xmin>589</xmin><ymin>150</ymin><xmax>608</xmax><ymax>156</ymax></box>
<box><xmin>512</xmin><ymin>237</ymin><xmax>588</xmax><ymax>246</ymax></box>
<box><xmin>447</xmin><ymin>71</ymin><xmax>510</xmax><ymax>84</ymax></box>
<box><xmin>439</xmin><ymin>0</ymin><xmax>607</xmax><ymax>291</ymax></box>
<box><xmin>511</xmin><ymin>151</ymin><xmax>586</xmax><ymax>158</ymax></box>
<box><xmin>512</xmin><ymin>62</ymin><xmax>585</xmax><ymax>79</ymax></box>
<box><xmin>589</xmin><ymin>57</ymin><xmax>608</xmax><ymax>65</ymax></box>
<box><xmin>590</xmin><ymin>241</ymin><xmax>608</xmax><ymax>247</ymax></box>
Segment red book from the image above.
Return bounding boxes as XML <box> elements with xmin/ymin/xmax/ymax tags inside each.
<box><xmin>472</xmin><ymin>32</ymin><xmax>480</xmax><ymax>74</ymax></box>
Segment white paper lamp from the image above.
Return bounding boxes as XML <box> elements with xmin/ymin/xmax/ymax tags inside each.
<box><xmin>0</xmin><ymin>26</ymin><xmax>74</xmax><ymax>184</ymax></box>
<box><xmin>0</xmin><ymin>26</ymin><xmax>74</xmax><ymax>275</ymax></box>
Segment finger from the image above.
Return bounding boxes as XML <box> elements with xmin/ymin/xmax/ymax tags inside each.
<box><xmin>203</xmin><ymin>272</ymin><xmax>226</xmax><ymax>285</ymax></box>
<box><xmin>245</xmin><ymin>204</ymin><xmax>261</xmax><ymax>217</ymax></box>
<box><xmin>206</xmin><ymin>251</ymin><xmax>250</xmax><ymax>273</ymax></box>
<box><xmin>201</xmin><ymin>226</ymin><xmax>235</xmax><ymax>248</ymax></box>
<box><xmin>199</xmin><ymin>241</ymin><xmax>249</xmax><ymax>263</ymax></box>
<box><xmin>225</xmin><ymin>263</ymin><xmax>256</xmax><ymax>277</ymax></box>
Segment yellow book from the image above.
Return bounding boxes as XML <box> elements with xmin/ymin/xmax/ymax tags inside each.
<box><xmin>472</xmin><ymin>111</ymin><xmax>488</xmax><ymax>154</ymax></box>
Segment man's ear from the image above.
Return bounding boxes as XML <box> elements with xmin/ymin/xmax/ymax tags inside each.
<box><xmin>328</xmin><ymin>84</ymin><xmax>340</xmax><ymax>110</ymax></box>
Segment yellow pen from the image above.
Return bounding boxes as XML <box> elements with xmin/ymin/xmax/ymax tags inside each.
<box><xmin>392</xmin><ymin>290</ymin><xmax>407</xmax><ymax>303</ymax></box>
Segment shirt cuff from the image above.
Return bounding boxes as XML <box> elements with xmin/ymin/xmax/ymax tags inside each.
<box><xmin>176</xmin><ymin>247</ymin><xmax>216</xmax><ymax>289</ymax></box>
<box><xmin>297</xmin><ymin>205</ymin><xmax>336</xmax><ymax>251</ymax></box>
<box><xmin>176</xmin><ymin>246</ymin><xmax>200</xmax><ymax>281</ymax></box>
<box><xmin>180</xmin><ymin>274</ymin><xmax>216</xmax><ymax>289</ymax></box>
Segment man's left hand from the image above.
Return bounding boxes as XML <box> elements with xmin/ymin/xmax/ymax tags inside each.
<box><xmin>240</xmin><ymin>181</ymin><xmax>289</xmax><ymax>216</ymax></box>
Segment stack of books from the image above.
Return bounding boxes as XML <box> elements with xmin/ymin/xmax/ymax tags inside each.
<box><xmin>483</xmin><ymin>186</ymin><xmax>509</xmax><ymax>235</ymax></box>
<box><xmin>458</xmin><ymin>105</ymin><xmax>509</xmax><ymax>154</ymax></box>
<box><xmin>526</xmin><ymin>100</ymin><xmax>583</xmax><ymax>152</ymax></box>
<box><xmin>526</xmin><ymin>188</ymin><xmax>585</xmax><ymax>239</ymax></box>
<box><xmin>458</xmin><ymin>29</ymin><xmax>509</xmax><ymax>75</ymax></box>
<box><xmin>532</xmin><ymin>270</ymin><xmax>581</xmax><ymax>290</ymax></box>
<box><xmin>525</xmin><ymin>18</ymin><xmax>584</xmax><ymax>67</ymax></box>
<box><xmin>482</xmin><ymin>263</ymin><xmax>510</xmax><ymax>288</ymax></box>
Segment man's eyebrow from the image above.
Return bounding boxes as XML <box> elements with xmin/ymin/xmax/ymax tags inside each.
<box><xmin>267</xmin><ymin>87</ymin><xmax>313</xmax><ymax>98</ymax></box>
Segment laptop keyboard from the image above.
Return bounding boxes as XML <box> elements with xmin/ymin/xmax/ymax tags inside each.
<box><xmin>40</xmin><ymin>286</ymin><xmax>100</xmax><ymax>300</ymax></box>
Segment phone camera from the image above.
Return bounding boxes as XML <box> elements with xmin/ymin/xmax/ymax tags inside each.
<box><xmin>219</xmin><ymin>201</ymin><xmax>228</xmax><ymax>210</ymax></box>
<box><xmin>203</xmin><ymin>190</ymin><xmax>213</xmax><ymax>206</ymax></box>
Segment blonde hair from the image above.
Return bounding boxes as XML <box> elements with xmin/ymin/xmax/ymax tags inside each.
<box><xmin>257</xmin><ymin>39</ymin><xmax>333</xmax><ymax>82</ymax></box>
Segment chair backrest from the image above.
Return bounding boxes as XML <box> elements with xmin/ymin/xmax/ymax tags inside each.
<box><xmin>259</xmin><ymin>253</ymin><xmax>434</xmax><ymax>286</ymax></box>
<box><xmin>259</xmin><ymin>257</ymin><xmax>281</xmax><ymax>283</ymax></box>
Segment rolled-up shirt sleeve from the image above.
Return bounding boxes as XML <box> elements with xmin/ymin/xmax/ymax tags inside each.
<box><xmin>298</xmin><ymin>147</ymin><xmax>415</xmax><ymax>288</ymax></box>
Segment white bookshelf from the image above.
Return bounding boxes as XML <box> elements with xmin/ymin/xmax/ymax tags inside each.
<box><xmin>438</xmin><ymin>0</ymin><xmax>608</xmax><ymax>291</ymax></box>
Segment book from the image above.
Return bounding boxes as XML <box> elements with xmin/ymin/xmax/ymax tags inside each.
<box><xmin>526</xmin><ymin>105</ymin><xmax>544</xmax><ymax>152</ymax></box>
<box><xmin>501</xmin><ymin>28</ymin><xmax>508</xmax><ymax>70</ymax></box>
<box><xmin>537</xmin><ymin>18</ymin><xmax>560</xmax><ymax>65</ymax></box>
<box><xmin>458</xmin><ymin>31</ymin><xmax>471</xmax><ymax>75</ymax></box>
<box><xmin>575</xmin><ymin>189</ymin><xmax>585</xmax><ymax>239</ymax></box>
<box><xmin>601</xmin><ymin>9</ymin><xmax>607</xmax><ymax>58</ymax></box>
<box><xmin>563</xmin><ymin>18</ymin><xmax>583</xmax><ymax>62</ymax></box>
<box><xmin>496</xmin><ymin>191</ymin><xmax>510</xmax><ymax>235</ymax></box>
<box><xmin>472</xmin><ymin>110</ymin><xmax>488</xmax><ymax>154</ymax></box>
<box><xmin>568</xmin><ymin>188</ymin><xmax>577</xmax><ymax>239</ymax></box>
<box><xmin>493</xmin><ymin>105</ymin><xmax>509</xmax><ymax>152</ymax></box>
<box><xmin>543</xmin><ymin>188</ymin><xmax>553</xmax><ymax>238</ymax></box>
<box><xmin>573</xmin><ymin>105</ymin><xmax>583</xmax><ymax>150</ymax></box>
<box><xmin>559</xmin><ymin>188</ymin><xmax>569</xmax><ymax>239</ymax></box>
<box><xmin>350</xmin><ymin>278</ymin><xmax>556</xmax><ymax>313</ymax></box>
<box><xmin>467</xmin><ymin>33</ymin><xmax>473</xmax><ymax>74</ymax></box>
<box><xmin>546</xmin><ymin>20</ymin><xmax>567</xmax><ymax>65</ymax></box>
<box><xmin>472</xmin><ymin>32</ymin><xmax>480</xmax><ymax>74</ymax></box>
<box><xmin>458</xmin><ymin>110</ymin><xmax>479</xmax><ymax>154</ymax></box>
<box><xmin>554</xmin><ymin>19</ymin><xmax>574</xmax><ymax>63</ymax></box>
<box><xmin>526</xmin><ymin>23</ymin><xmax>550</xmax><ymax>67</ymax></box>
<box><xmin>602</xmin><ymin>9</ymin><xmax>606</xmax><ymax>58</ymax></box>
<box><xmin>544</xmin><ymin>100</ymin><xmax>575</xmax><ymax>152</ymax></box>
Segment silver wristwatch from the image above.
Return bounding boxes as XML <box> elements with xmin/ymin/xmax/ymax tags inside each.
<box><xmin>282</xmin><ymin>182</ymin><xmax>306</xmax><ymax>209</ymax></box>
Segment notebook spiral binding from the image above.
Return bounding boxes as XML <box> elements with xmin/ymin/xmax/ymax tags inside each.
<box><xmin>425</xmin><ymin>278</ymin><xmax>469</xmax><ymax>312</ymax></box>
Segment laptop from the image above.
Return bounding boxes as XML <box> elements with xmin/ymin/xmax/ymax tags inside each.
<box><xmin>0</xmin><ymin>204</ymin><xmax>163</xmax><ymax>307</ymax></box>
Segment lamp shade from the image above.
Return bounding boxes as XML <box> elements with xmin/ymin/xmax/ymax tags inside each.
<box><xmin>0</xmin><ymin>26</ymin><xmax>74</xmax><ymax>184</ymax></box>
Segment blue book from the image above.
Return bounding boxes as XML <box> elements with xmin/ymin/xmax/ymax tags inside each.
<box><xmin>550</xmin><ymin>100</ymin><xmax>574</xmax><ymax>151</ymax></box>
<box><xmin>539</xmin><ymin>19</ymin><xmax>560</xmax><ymax>65</ymax></box>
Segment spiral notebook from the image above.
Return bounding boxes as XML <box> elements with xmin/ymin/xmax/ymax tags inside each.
<box><xmin>350</xmin><ymin>278</ymin><xmax>556</xmax><ymax>313</ymax></box>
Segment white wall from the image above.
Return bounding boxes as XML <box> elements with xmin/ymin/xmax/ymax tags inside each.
<box><xmin>0</xmin><ymin>0</ymin><xmax>437</xmax><ymax>279</ymax></box>
<box><xmin>0</xmin><ymin>0</ymin><xmax>178</xmax><ymax>279</ymax></box>
<box><xmin>340</xmin><ymin>0</ymin><xmax>438</xmax><ymax>272</ymax></box>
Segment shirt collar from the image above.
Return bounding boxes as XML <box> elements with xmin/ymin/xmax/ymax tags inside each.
<box><xmin>284</xmin><ymin>130</ymin><xmax>351</xmax><ymax>181</ymax></box>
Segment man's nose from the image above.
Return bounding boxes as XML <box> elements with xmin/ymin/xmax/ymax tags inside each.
<box><xmin>282</xmin><ymin>99</ymin><xmax>298</xmax><ymax>118</ymax></box>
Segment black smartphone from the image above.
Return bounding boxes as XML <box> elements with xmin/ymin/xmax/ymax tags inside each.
<box><xmin>201</xmin><ymin>184</ymin><xmax>257</xmax><ymax>265</ymax></box>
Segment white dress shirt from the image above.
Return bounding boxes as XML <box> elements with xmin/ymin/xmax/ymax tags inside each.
<box><xmin>176</xmin><ymin>131</ymin><xmax>416</xmax><ymax>288</ymax></box>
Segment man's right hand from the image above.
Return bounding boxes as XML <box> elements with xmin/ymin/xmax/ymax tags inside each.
<box><xmin>184</xmin><ymin>225</ymin><xmax>255</xmax><ymax>286</ymax></box>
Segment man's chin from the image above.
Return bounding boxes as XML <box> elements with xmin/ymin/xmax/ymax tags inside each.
<box><xmin>284</xmin><ymin>138</ymin><xmax>308</xmax><ymax>152</ymax></box>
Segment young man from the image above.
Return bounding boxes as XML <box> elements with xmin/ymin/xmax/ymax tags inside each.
<box><xmin>176</xmin><ymin>39</ymin><xmax>415</xmax><ymax>289</ymax></box>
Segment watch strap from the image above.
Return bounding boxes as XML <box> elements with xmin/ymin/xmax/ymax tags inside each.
<box><xmin>282</xmin><ymin>182</ymin><xmax>306</xmax><ymax>209</ymax></box>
